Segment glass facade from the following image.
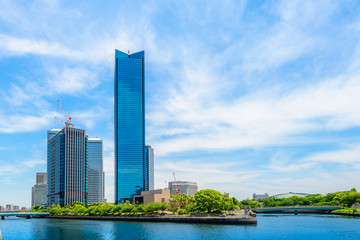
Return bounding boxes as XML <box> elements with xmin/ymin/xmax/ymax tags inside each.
<box><xmin>145</xmin><ymin>145</ymin><xmax>154</xmax><ymax>191</ymax></box>
<box><xmin>114</xmin><ymin>49</ymin><xmax>145</xmax><ymax>204</ymax></box>
<box><xmin>88</xmin><ymin>138</ymin><xmax>103</xmax><ymax>204</ymax></box>
<box><xmin>47</xmin><ymin>127</ymin><xmax>88</xmax><ymax>207</ymax></box>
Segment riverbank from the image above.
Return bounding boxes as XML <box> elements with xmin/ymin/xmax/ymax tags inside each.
<box><xmin>45</xmin><ymin>215</ymin><xmax>257</xmax><ymax>225</ymax></box>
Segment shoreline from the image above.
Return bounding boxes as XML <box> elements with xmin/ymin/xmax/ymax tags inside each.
<box><xmin>255</xmin><ymin>211</ymin><xmax>360</xmax><ymax>217</ymax></box>
<box><xmin>44</xmin><ymin>215</ymin><xmax>257</xmax><ymax>225</ymax></box>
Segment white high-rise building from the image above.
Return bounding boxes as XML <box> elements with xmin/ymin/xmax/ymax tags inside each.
<box><xmin>31</xmin><ymin>172</ymin><xmax>47</xmax><ymax>207</ymax></box>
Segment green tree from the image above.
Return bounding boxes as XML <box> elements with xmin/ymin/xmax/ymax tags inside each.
<box><xmin>195</xmin><ymin>189</ymin><xmax>224</xmax><ymax>213</ymax></box>
<box><xmin>248</xmin><ymin>199</ymin><xmax>261</xmax><ymax>208</ymax></box>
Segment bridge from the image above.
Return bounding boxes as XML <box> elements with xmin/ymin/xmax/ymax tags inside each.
<box><xmin>252</xmin><ymin>205</ymin><xmax>341</xmax><ymax>214</ymax></box>
<box><xmin>0</xmin><ymin>212</ymin><xmax>50</xmax><ymax>219</ymax></box>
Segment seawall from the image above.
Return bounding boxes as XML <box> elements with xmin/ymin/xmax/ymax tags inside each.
<box><xmin>46</xmin><ymin>215</ymin><xmax>257</xmax><ymax>225</ymax></box>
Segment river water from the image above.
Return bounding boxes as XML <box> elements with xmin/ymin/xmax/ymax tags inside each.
<box><xmin>1</xmin><ymin>214</ymin><xmax>359</xmax><ymax>240</ymax></box>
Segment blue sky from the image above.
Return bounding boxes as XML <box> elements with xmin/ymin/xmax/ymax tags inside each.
<box><xmin>1</xmin><ymin>0</ymin><xmax>360</xmax><ymax>207</ymax></box>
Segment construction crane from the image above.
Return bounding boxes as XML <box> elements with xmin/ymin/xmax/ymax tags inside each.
<box><xmin>54</xmin><ymin>100</ymin><xmax>74</xmax><ymax>127</ymax></box>
<box><xmin>173</xmin><ymin>172</ymin><xmax>180</xmax><ymax>195</ymax></box>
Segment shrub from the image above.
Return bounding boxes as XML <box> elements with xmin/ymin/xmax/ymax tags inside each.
<box><xmin>178</xmin><ymin>209</ymin><xmax>188</xmax><ymax>215</ymax></box>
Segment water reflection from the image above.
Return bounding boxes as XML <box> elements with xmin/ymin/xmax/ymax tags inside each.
<box><xmin>1</xmin><ymin>214</ymin><xmax>360</xmax><ymax>240</ymax></box>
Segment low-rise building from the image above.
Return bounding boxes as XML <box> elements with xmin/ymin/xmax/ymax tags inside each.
<box><xmin>0</xmin><ymin>206</ymin><xmax>5</xmax><ymax>211</ymax></box>
<box><xmin>168</xmin><ymin>181</ymin><xmax>198</xmax><ymax>196</ymax></box>
<box><xmin>6</xmin><ymin>204</ymin><xmax>13</xmax><ymax>211</ymax></box>
<box><xmin>133</xmin><ymin>189</ymin><xmax>171</xmax><ymax>205</ymax></box>
<box><xmin>253</xmin><ymin>193</ymin><xmax>269</xmax><ymax>200</ymax></box>
<box><xmin>13</xmin><ymin>205</ymin><xmax>20</xmax><ymax>211</ymax></box>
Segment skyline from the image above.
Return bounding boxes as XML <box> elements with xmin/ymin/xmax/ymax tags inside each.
<box><xmin>1</xmin><ymin>0</ymin><xmax>360</xmax><ymax>207</ymax></box>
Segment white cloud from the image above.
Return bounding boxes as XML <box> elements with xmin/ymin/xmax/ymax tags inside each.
<box><xmin>0</xmin><ymin>34</ymin><xmax>80</xmax><ymax>57</ymax></box>
<box><xmin>150</xmin><ymin>72</ymin><xmax>360</xmax><ymax>155</ymax></box>
<box><xmin>306</xmin><ymin>144</ymin><xmax>360</xmax><ymax>164</ymax></box>
<box><xmin>0</xmin><ymin>113</ymin><xmax>53</xmax><ymax>133</ymax></box>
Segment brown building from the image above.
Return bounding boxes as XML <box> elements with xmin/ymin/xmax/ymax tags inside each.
<box><xmin>133</xmin><ymin>189</ymin><xmax>171</xmax><ymax>205</ymax></box>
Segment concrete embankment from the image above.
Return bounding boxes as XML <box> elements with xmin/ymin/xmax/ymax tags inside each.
<box><xmin>330</xmin><ymin>212</ymin><xmax>360</xmax><ymax>217</ymax></box>
<box><xmin>46</xmin><ymin>215</ymin><xmax>257</xmax><ymax>225</ymax></box>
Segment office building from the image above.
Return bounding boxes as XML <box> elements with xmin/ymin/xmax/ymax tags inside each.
<box><xmin>0</xmin><ymin>206</ymin><xmax>4</xmax><ymax>211</ymax></box>
<box><xmin>114</xmin><ymin>49</ymin><xmax>145</xmax><ymax>204</ymax></box>
<box><xmin>102</xmin><ymin>172</ymin><xmax>107</xmax><ymax>202</ymax></box>
<box><xmin>168</xmin><ymin>181</ymin><xmax>198</xmax><ymax>196</ymax></box>
<box><xmin>31</xmin><ymin>172</ymin><xmax>47</xmax><ymax>207</ymax></box>
<box><xmin>88</xmin><ymin>138</ymin><xmax>104</xmax><ymax>205</ymax></box>
<box><xmin>47</xmin><ymin>127</ymin><xmax>88</xmax><ymax>207</ymax></box>
<box><xmin>145</xmin><ymin>145</ymin><xmax>154</xmax><ymax>191</ymax></box>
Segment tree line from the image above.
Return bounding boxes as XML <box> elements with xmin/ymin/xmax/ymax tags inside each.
<box><xmin>30</xmin><ymin>188</ymin><xmax>360</xmax><ymax>216</ymax></box>
<box><xmin>244</xmin><ymin>188</ymin><xmax>360</xmax><ymax>208</ymax></box>
<box><xmin>31</xmin><ymin>189</ymin><xmax>243</xmax><ymax>216</ymax></box>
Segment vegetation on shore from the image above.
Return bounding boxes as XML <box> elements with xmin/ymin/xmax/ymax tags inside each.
<box><xmin>247</xmin><ymin>188</ymin><xmax>360</xmax><ymax>209</ymax></box>
<box><xmin>241</xmin><ymin>188</ymin><xmax>360</xmax><ymax>215</ymax></box>
<box><xmin>29</xmin><ymin>188</ymin><xmax>360</xmax><ymax>216</ymax></box>
<box><xmin>30</xmin><ymin>189</ymin><xmax>243</xmax><ymax>217</ymax></box>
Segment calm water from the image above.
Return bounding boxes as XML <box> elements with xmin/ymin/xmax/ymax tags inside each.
<box><xmin>1</xmin><ymin>214</ymin><xmax>360</xmax><ymax>240</ymax></box>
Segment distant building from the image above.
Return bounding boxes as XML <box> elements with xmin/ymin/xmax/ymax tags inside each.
<box><xmin>6</xmin><ymin>204</ymin><xmax>13</xmax><ymax>211</ymax></box>
<box><xmin>253</xmin><ymin>193</ymin><xmax>269</xmax><ymax>200</ymax></box>
<box><xmin>114</xmin><ymin>50</ymin><xmax>146</xmax><ymax>204</ymax></box>
<box><xmin>272</xmin><ymin>192</ymin><xmax>311</xmax><ymax>199</ymax></box>
<box><xmin>47</xmin><ymin>127</ymin><xmax>88</xmax><ymax>207</ymax></box>
<box><xmin>0</xmin><ymin>206</ymin><xmax>5</xmax><ymax>211</ymax></box>
<box><xmin>145</xmin><ymin>145</ymin><xmax>154</xmax><ymax>191</ymax></box>
<box><xmin>32</xmin><ymin>172</ymin><xmax>47</xmax><ymax>207</ymax></box>
<box><xmin>13</xmin><ymin>205</ymin><xmax>20</xmax><ymax>211</ymax></box>
<box><xmin>88</xmin><ymin>138</ymin><xmax>104</xmax><ymax>205</ymax></box>
<box><xmin>168</xmin><ymin>181</ymin><xmax>198</xmax><ymax>196</ymax></box>
<box><xmin>133</xmin><ymin>189</ymin><xmax>171</xmax><ymax>205</ymax></box>
<box><xmin>21</xmin><ymin>207</ymin><xmax>28</xmax><ymax>211</ymax></box>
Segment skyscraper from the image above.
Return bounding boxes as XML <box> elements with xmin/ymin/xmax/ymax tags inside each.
<box><xmin>47</xmin><ymin>127</ymin><xmax>88</xmax><ymax>206</ymax></box>
<box><xmin>145</xmin><ymin>145</ymin><xmax>154</xmax><ymax>191</ymax></box>
<box><xmin>114</xmin><ymin>49</ymin><xmax>145</xmax><ymax>204</ymax></box>
<box><xmin>88</xmin><ymin>138</ymin><xmax>104</xmax><ymax>204</ymax></box>
<box><xmin>31</xmin><ymin>172</ymin><xmax>47</xmax><ymax>207</ymax></box>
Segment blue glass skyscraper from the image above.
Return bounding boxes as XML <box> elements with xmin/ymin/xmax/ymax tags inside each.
<box><xmin>88</xmin><ymin>138</ymin><xmax>104</xmax><ymax>204</ymax></box>
<box><xmin>114</xmin><ymin>49</ymin><xmax>145</xmax><ymax>204</ymax></box>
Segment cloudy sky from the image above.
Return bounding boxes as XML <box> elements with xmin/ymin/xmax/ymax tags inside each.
<box><xmin>1</xmin><ymin>0</ymin><xmax>360</xmax><ymax>207</ymax></box>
